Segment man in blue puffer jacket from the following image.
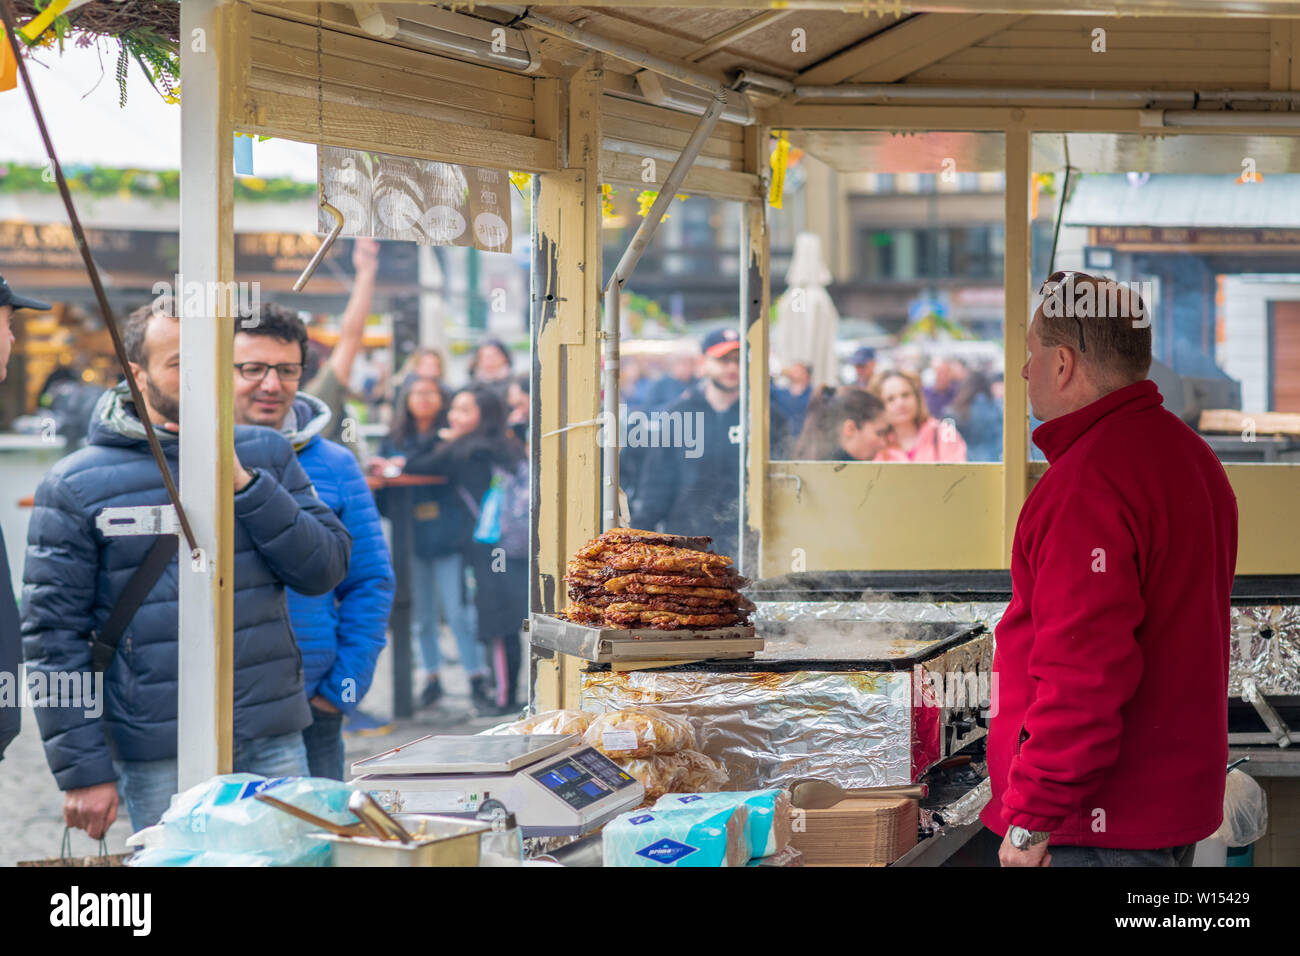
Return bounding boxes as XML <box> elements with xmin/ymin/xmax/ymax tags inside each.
<box><xmin>21</xmin><ymin>301</ymin><xmax>352</xmax><ymax>836</ymax></box>
<box><xmin>232</xmin><ymin>304</ymin><xmax>393</xmax><ymax>779</ymax></box>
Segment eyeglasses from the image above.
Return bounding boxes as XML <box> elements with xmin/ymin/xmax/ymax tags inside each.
<box><xmin>234</xmin><ymin>362</ymin><xmax>304</xmax><ymax>383</ymax></box>
<box><xmin>1038</xmin><ymin>269</ymin><xmax>1089</xmax><ymax>353</ymax></box>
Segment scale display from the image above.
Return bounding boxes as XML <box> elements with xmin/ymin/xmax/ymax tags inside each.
<box><xmin>529</xmin><ymin>748</ymin><xmax>639</xmax><ymax>811</ymax></box>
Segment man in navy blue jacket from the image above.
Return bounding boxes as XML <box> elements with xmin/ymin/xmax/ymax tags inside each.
<box><xmin>21</xmin><ymin>299</ymin><xmax>352</xmax><ymax>835</ymax></box>
<box><xmin>232</xmin><ymin>304</ymin><xmax>393</xmax><ymax>779</ymax></box>
<box><xmin>1</xmin><ymin>276</ymin><xmax>52</xmax><ymax>764</ymax></box>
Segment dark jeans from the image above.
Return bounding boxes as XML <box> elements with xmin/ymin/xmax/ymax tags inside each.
<box><xmin>950</xmin><ymin>827</ymin><xmax>1197</xmax><ymax>867</ymax></box>
<box><xmin>303</xmin><ymin>705</ymin><xmax>346</xmax><ymax>780</ymax></box>
<box><xmin>1048</xmin><ymin>843</ymin><xmax>1196</xmax><ymax>867</ymax></box>
<box><xmin>114</xmin><ymin>732</ymin><xmax>308</xmax><ymax>831</ymax></box>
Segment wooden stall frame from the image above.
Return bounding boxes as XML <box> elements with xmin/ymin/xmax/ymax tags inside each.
<box><xmin>166</xmin><ymin>2</ymin><xmax>1300</xmax><ymax>731</ymax></box>
<box><xmin>746</xmin><ymin>101</ymin><xmax>1300</xmax><ymax>577</ymax></box>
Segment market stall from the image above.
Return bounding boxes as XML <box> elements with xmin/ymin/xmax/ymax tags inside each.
<box><xmin>9</xmin><ymin>0</ymin><xmax>1300</xmax><ymax>867</ymax></box>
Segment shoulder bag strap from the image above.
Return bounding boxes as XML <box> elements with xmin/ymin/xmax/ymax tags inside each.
<box><xmin>89</xmin><ymin>535</ymin><xmax>178</xmax><ymax>673</ymax></box>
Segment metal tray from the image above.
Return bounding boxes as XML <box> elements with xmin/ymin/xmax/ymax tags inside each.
<box><xmin>529</xmin><ymin>613</ymin><xmax>760</xmax><ymax>663</ymax></box>
<box><xmin>312</xmin><ymin>814</ymin><xmax>490</xmax><ymax>867</ymax></box>
<box><xmin>583</xmin><ymin>620</ymin><xmax>984</xmax><ymax>672</ymax></box>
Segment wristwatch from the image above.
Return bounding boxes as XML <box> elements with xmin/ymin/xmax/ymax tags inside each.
<box><xmin>1008</xmin><ymin>825</ymin><xmax>1052</xmax><ymax>850</ymax></box>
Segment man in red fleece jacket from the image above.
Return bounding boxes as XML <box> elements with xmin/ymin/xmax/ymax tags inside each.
<box><xmin>984</xmin><ymin>272</ymin><xmax>1238</xmax><ymax>867</ymax></box>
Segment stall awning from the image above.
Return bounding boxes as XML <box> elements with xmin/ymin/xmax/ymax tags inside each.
<box><xmin>1065</xmin><ymin>173</ymin><xmax>1300</xmax><ymax>229</ymax></box>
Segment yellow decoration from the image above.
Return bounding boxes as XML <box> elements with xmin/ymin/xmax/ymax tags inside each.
<box><xmin>162</xmin><ymin>82</ymin><xmax>180</xmax><ymax>105</ymax></box>
<box><xmin>601</xmin><ymin>184</ymin><xmax>616</xmax><ymax>219</ymax></box>
<box><xmin>1</xmin><ymin>28</ymin><xmax>16</xmax><ymax>93</ymax></box>
<box><xmin>769</xmin><ymin>130</ymin><xmax>790</xmax><ymax>209</ymax></box>
<box><xmin>635</xmin><ymin>190</ymin><xmax>688</xmax><ymax>222</ymax></box>
<box><xmin>19</xmin><ymin>0</ymin><xmax>74</xmax><ymax>42</ymax></box>
<box><xmin>508</xmin><ymin>171</ymin><xmax>532</xmax><ymax>194</ymax></box>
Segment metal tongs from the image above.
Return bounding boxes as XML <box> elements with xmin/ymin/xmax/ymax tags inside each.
<box><xmin>347</xmin><ymin>791</ymin><xmax>414</xmax><ymax>844</ymax></box>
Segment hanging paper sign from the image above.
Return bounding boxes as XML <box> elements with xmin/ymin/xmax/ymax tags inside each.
<box><xmin>233</xmin><ymin>134</ymin><xmax>254</xmax><ymax>176</ymax></box>
<box><xmin>318</xmin><ymin>146</ymin><xmax>512</xmax><ymax>253</ymax></box>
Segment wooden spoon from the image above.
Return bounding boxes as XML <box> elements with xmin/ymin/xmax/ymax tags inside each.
<box><xmin>255</xmin><ymin>793</ymin><xmax>370</xmax><ymax>837</ymax></box>
<box><xmin>788</xmin><ymin>778</ymin><xmax>927</xmax><ymax>810</ymax></box>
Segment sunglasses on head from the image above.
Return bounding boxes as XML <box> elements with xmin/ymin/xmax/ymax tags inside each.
<box><xmin>1038</xmin><ymin>269</ymin><xmax>1090</xmax><ymax>353</ymax></box>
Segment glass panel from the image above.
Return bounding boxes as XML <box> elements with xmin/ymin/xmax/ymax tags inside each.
<box><xmin>600</xmin><ymin>186</ymin><xmax>746</xmax><ymax>560</ymax></box>
<box><xmin>1030</xmin><ymin>132</ymin><xmax>1300</xmax><ymax>464</ymax></box>
<box><xmin>771</xmin><ymin>130</ymin><xmax>1008</xmax><ymax>464</ymax></box>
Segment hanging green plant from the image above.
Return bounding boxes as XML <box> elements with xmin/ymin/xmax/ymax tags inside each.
<box><xmin>13</xmin><ymin>1</ymin><xmax>181</xmax><ymax>106</ymax></box>
<box><xmin>0</xmin><ymin>162</ymin><xmax>317</xmax><ymax>201</ymax></box>
<box><xmin>621</xmin><ymin>291</ymin><xmax>678</xmax><ymax>336</ymax></box>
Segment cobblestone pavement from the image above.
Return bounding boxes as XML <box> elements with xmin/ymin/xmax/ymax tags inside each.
<box><xmin>0</xmin><ymin>631</ymin><xmax>526</xmax><ymax>867</ymax></box>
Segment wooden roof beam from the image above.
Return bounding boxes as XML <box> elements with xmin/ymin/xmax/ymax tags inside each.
<box><xmin>686</xmin><ymin>10</ymin><xmax>792</xmax><ymax>63</ymax></box>
<box><xmin>797</xmin><ymin>13</ymin><xmax>1026</xmax><ymax>86</ymax></box>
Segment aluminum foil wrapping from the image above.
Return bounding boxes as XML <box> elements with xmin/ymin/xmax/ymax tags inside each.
<box><xmin>938</xmin><ymin>777</ymin><xmax>992</xmax><ymax>829</ymax></box>
<box><xmin>1229</xmin><ymin>605</ymin><xmax>1300</xmax><ymax>696</ymax></box>
<box><xmin>580</xmin><ymin>669</ymin><xmax>916</xmax><ymax>789</ymax></box>
<box><xmin>756</xmin><ymin>601</ymin><xmax>1300</xmax><ymax>697</ymax></box>
<box><xmin>754</xmin><ymin>600</ymin><xmax>1007</xmax><ymax>631</ymax></box>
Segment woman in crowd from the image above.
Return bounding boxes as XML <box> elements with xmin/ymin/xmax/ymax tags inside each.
<box><xmin>870</xmin><ymin>369</ymin><xmax>968</xmax><ymax>462</ymax></box>
<box><xmin>950</xmin><ymin>368</ymin><xmax>1003</xmax><ymax>463</ymax></box>
<box><xmin>791</xmin><ymin>386</ymin><xmax>892</xmax><ymax>461</ymax></box>
<box><xmin>469</xmin><ymin>339</ymin><xmax>513</xmax><ymax>386</ymax></box>
<box><xmin>373</xmin><ymin>378</ymin><xmax>491</xmax><ymax>710</ymax></box>
<box><xmin>405</xmin><ymin>384</ymin><xmax>528</xmax><ymax>717</ymax></box>
<box><xmin>506</xmin><ymin>372</ymin><xmax>530</xmax><ymax>445</ymax></box>
<box><xmin>399</xmin><ymin>347</ymin><xmax>447</xmax><ymax>388</ymax></box>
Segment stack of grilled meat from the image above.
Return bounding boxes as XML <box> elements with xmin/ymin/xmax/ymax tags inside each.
<box><xmin>562</xmin><ymin>529</ymin><xmax>754</xmax><ymax>630</ymax></box>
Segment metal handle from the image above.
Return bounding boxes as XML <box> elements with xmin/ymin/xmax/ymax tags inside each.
<box><xmin>256</xmin><ymin>792</ymin><xmax>368</xmax><ymax>838</ymax></box>
<box><xmin>292</xmin><ymin>198</ymin><xmax>345</xmax><ymax>292</ymax></box>
<box><xmin>348</xmin><ymin>790</ymin><xmax>414</xmax><ymax>844</ymax></box>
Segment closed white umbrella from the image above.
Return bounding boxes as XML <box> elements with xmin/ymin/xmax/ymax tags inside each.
<box><xmin>771</xmin><ymin>232</ymin><xmax>840</xmax><ymax>389</ymax></box>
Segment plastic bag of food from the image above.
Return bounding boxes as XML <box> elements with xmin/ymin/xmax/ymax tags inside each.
<box><xmin>498</xmin><ymin>709</ymin><xmax>595</xmax><ymax>737</ymax></box>
<box><xmin>673</xmin><ymin>750</ymin><xmax>730</xmax><ymax>792</ymax></box>
<box><xmin>125</xmin><ymin>774</ymin><xmax>355</xmax><ymax>867</ymax></box>
<box><xmin>1211</xmin><ymin>769</ymin><xmax>1268</xmax><ymax>847</ymax></box>
<box><xmin>604</xmin><ymin>804</ymin><xmax>750</xmax><ymax>867</ymax></box>
<box><xmin>614</xmin><ymin>754</ymin><xmax>689</xmax><ymax>803</ymax></box>
<box><xmin>583</xmin><ymin>706</ymin><xmax>697</xmax><ymax>758</ymax></box>
<box><xmin>656</xmin><ymin>789</ymin><xmax>791</xmax><ymax>859</ymax></box>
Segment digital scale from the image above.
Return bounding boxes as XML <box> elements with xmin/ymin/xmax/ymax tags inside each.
<box><xmin>350</xmin><ymin>734</ymin><xmax>644</xmax><ymax>838</ymax></box>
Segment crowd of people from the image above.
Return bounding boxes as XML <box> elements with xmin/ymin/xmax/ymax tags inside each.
<box><xmin>0</xmin><ymin>248</ymin><xmax>539</xmax><ymax>841</ymax></box>
<box><xmin>1</xmin><ymin>237</ymin><xmax>1011</xmax><ymax>842</ymax></box>
<box><xmin>617</xmin><ymin>330</ymin><xmax>1008</xmax><ymax>561</ymax></box>
<box><xmin>771</xmin><ymin>349</ymin><xmax>1005</xmax><ymax>463</ymax></box>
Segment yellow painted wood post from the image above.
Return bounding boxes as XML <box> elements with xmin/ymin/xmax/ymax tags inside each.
<box><xmin>1002</xmin><ymin>124</ymin><xmax>1031</xmax><ymax>564</ymax></box>
<box><xmin>532</xmin><ymin>67</ymin><xmax>603</xmax><ymax>712</ymax></box>
<box><xmin>741</xmin><ymin>124</ymin><xmax>771</xmax><ymax>579</ymax></box>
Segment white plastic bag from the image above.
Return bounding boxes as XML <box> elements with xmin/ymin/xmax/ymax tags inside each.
<box><xmin>126</xmin><ymin>774</ymin><xmax>356</xmax><ymax>867</ymax></box>
<box><xmin>1211</xmin><ymin>769</ymin><xmax>1268</xmax><ymax>847</ymax></box>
